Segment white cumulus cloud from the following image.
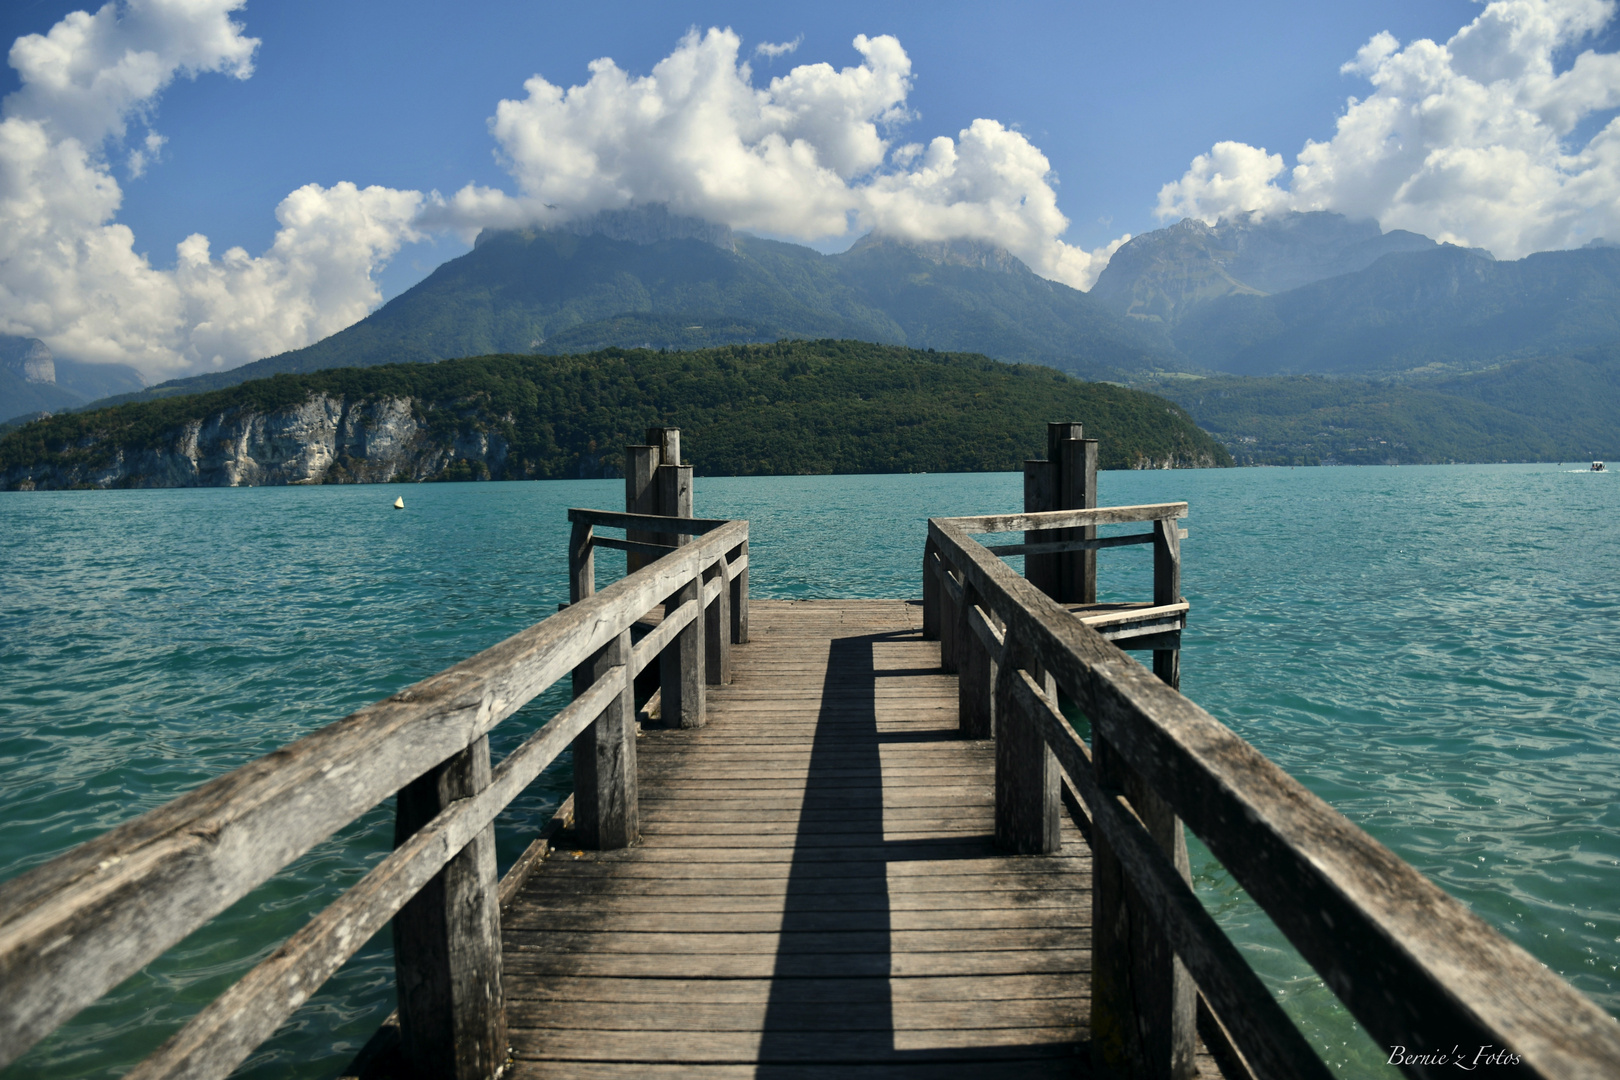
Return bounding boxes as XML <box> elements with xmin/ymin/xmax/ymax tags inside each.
<box><xmin>0</xmin><ymin>0</ymin><xmax>423</xmax><ymax>379</ymax></box>
<box><xmin>1157</xmin><ymin>0</ymin><xmax>1620</xmax><ymax>258</ymax></box>
<box><xmin>430</xmin><ymin>28</ymin><xmax>1123</xmax><ymax>289</ymax></box>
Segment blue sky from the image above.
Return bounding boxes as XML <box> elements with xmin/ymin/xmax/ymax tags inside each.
<box><xmin>1</xmin><ymin>0</ymin><xmax>1617</xmax><ymax>378</ymax></box>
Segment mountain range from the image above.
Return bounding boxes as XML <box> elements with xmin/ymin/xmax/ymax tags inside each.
<box><xmin>5</xmin><ymin>205</ymin><xmax>1620</xmax><ymax>465</ymax></box>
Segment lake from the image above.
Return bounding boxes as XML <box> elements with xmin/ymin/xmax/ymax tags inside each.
<box><xmin>2</xmin><ymin>464</ymin><xmax>1617</xmax><ymax>1077</ymax></box>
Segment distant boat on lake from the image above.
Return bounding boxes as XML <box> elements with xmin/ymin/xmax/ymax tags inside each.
<box><xmin>1594</xmin><ymin>461</ymin><xmax>1607</xmax><ymax>472</ymax></box>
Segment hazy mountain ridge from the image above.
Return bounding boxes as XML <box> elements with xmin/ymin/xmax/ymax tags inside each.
<box><xmin>0</xmin><ymin>336</ymin><xmax>147</xmax><ymax>424</ymax></box>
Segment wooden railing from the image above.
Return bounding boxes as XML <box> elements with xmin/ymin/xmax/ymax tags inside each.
<box><xmin>925</xmin><ymin>503</ymin><xmax>1620</xmax><ymax>1080</ymax></box>
<box><xmin>0</xmin><ymin>509</ymin><xmax>748</xmax><ymax>1080</ymax></box>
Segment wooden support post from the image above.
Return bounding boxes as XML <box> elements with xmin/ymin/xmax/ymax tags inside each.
<box><xmin>392</xmin><ymin>737</ymin><xmax>506</xmax><ymax>1080</ymax></box>
<box><xmin>1059</xmin><ymin>437</ymin><xmax>1099</xmax><ymax>604</ymax></box>
<box><xmin>647</xmin><ymin>427</ymin><xmax>681</xmax><ymax>477</ymax></box>
<box><xmin>938</xmin><ymin>567</ymin><xmax>960</xmax><ymax>674</ymax></box>
<box><xmin>662</xmin><ymin>574</ymin><xmax>705</xmax><ymax>728</ymax></box>
<box><xmin>729</xmin><ymin>541</ymin><xmax>749</xmax><ymax>644</ymax></box>
<box><xmin>658</xmin><ymin>464</ymin><xmax>694</xmax><ymax>530</ymax></box>
<box><xmin>624</xmin><ymin>444</ymin><xmax>660</xmax><ymax>573</ymax></box>
<box><xmin>957</xmin><ymin>586</ymin><xmax>995</xmax><ymax>739</ymax></box>
<box><xmin>1092</xmin><ymin>736</ymin><xmax>1197</xmax><ymax>1079</ymax></box>
<box><xmin>573</xmin><ymin>629</ymin><xmax>638</xmax><ymax>850</ymax></box>
<box><xmin>568</xmin><ymin>520</ymin><xmax>594</xmax><ymax>604</ymax></box>
<box><xmin>705</xmin><ymin>560</ymin><xmax>731</xmax><ymax>685</ymax></box>
<box><xmin>1023</xmin><ymin>459</ymin><xmax>1058</xmax><ymax>598</ymax></box>
<box><xmin>1152</xmin><ymin>516</ymin><xmax>1181</xmax><ymax>689</ymax></box>
<box><xmin>992</xmin><ymin>653</ymin><xmax>1060</xmax><ymax>854</ymax></box>
<box><xmin>921</xmin><ymin>537</ymin><xmax>941</xmax><ymax>641</ymax></box>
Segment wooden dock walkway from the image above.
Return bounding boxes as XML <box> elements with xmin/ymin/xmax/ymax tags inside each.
<box><xmin>502</xmin><ymin>599</ymin><xmax>1098</xmax><ymax>1077</ymax></box>
<box><xmin>9</xmin><ymin>424</ymin><xmax>1620</xmax><ymax>1080</ymax></box>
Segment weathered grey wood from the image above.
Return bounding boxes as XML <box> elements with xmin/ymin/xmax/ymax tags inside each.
<box><xmin>1058</xmin><ymin>437</ymin><xmax>1098</xmax><ymax>604</ymax></box>
<box><xmin>646</xmin><ymin>427</ymin><xmax>680</xmax><ymax>475</ymax></box>
<box><xmin>660</xmin><ymin>574</ymin><xmax>705</xmax><ymax>728</ymax></box>
<box><xmin>393</xmin><ymin>735</ymin><xmax>506</xmax><ymax>1080</ymax></box>
<box><xmin>938</xmin><ymin>565</ymin><xmax>962</xmax><ymax>674</ymax></box>
<box><xmin>959</xmin><ymin>598</ymin><xmax>996</xmax><ymax>738</ymax></box>
<box><xmin>568</xmin><ymin>507</ymin><xmax>729</xmax><ymax>536</ymax></box>
<box><xmin>657</xmin><ymin>463</ymin><xmax>693</xmax><ymax>531</ymax></box>
<box><xmin>1152</xmin><ymin>515</ymin><xmax>1182</xmax><ymax>690</ymax></box>
<box><xmin>704</xmin><ymin>560</ymin><xmax>730</xmax><ymax>686</ymax></box>
<box><xmin>992</xmin><ymin>644</ymin><xmax>1060</xmax><ymax>854</ymax></box>
<box><xmin>630</xmin><ymin>596</ymin><xmax>698</xmax><ymax>677</ymax></box>
<box><xmin>588</xmin><ymin>535</ymin><xmax>675</xmax><ymax>559</ymax></box>
<box><xmin>0</xmin><ymin>516</ymin><xmax>743</xmax><ymax>1069</ymax></box>
<box><xmin>1023</xmin><ymin>459</ymin><xmax>1058</xmax><ymax>597</ymax></box>
<box><xmin>574</xmin><ymin>631</ymin><xmax>638</xmax><ymax>850</ymax></box>
<box><xmin>929</xmin><ymin>516</ymin><xmax>1620</xmax><ymax>1077</ymax></box>
<box><xmin>623</xmin><ymin>444</ymin><xmax>660</xmax><ymax>573</ymax></box>
<box><xmin>1010</xmin><ymin>668</ymin><xmax>1329</xmax><ymax>1080</ymax></box>
<box><xmin>569</xmin><ymin>520</ymin><xmax>594</xmax><ymax>604</ymax></box>
<box><xmin>922</xmin><ymin>537</ymin><xmax>941</xmax><ymax>640</ymax></box>
<box><xmin>728</xmin><ymin>541</ymin><xmax>749</xmax><ymax>644</ymax></box>
<box><xmin>499</xmin><ymin>795</ymin><xmax>575</xmax><ymax>912</ymax></box>
<box><xmin>1092</xmin><ymin>731</ymin><xmax>1195</xmax><ymax>1080</ymax></box>
<box><xmin>954</xmin><ymin>502</ymin><xmax>1189</xmax><ymax>535</ymax></box>
<box><xmin>984</xmin><ymin>532</ymin><xmax>1156</xmax><ymax>556</ymax></box>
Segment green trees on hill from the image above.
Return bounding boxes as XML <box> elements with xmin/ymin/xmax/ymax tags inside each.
<box><xmin>0</xmin><ymin>341</ymin><xmax>1232</xmax><ymax>484</ymax></box>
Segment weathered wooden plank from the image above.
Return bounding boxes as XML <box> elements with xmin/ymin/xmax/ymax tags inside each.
<box><xmin>503</xmin><ymin>926</ymin><xmax>1086</xmax><ymax>955</ymax></box>
<box><xmin>504</xmin><ymin>973</ymin><xmax>1085</xmax><ymax>1006</ymax></box>
<box><xmin>505</xmin><ymin>1062</ymin><xmax>1080</xmax><ymax>1080</ymax></box>
<box><xmin>952</xmin><ymin>502</ymin><xmax>1189</xmax><ymax>535</ymax></box>
<box><xmin>568</xmin><ymin>508</ymin><xmax>731</xmax><ymax>536</ymax></box>
<box><xmin>930</xmin><ymin>516</ymin><xmax>1620</xmax><ymax>1077</ymax></box>
<box><xmin>501</xmin><ymin>907</ymin><xmax>1088</xmax><ymax>934</ymax></box>
<box><xmin>501</xmin><ymin>949</ymin><xmax>1091</xmax><ymax>980</ymax></box>
<box><xmin>506</xmin><ymin>996</ymin><xmax>1089</xmax><ymax>1032</ymax></box>
<box><xmin>507</xmin><ymin>1026</ymin><xmax>1081</xmax><ymax>1064</ymax></box>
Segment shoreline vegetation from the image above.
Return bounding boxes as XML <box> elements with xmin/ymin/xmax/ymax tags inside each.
<box><xmin>0</xmin><ymin>341</ymin><xmax>1231</xmax><ymax>491</ymax></box>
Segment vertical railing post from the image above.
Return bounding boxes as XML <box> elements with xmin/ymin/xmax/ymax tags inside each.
<box><xmin>1094</xmin><ymin>513</ymin><xmax>1194</xmax><ymax>1079</ymax></box>
<box><xmin>392</xmin><ymin>737</ymin><xmax>506</xmax><ymax>1080</ymax></box>
<box><xmin>662</xmin><ymin>568</ymin><xmax>706</xmax><ymax>727</ymax></box>
<box><xmin>957</xmin><ymin>583</ymin><xmax>995</xmax><ymax>739</ymax></box>
<box><xmin>569</xmin><ymin>518</ymin><xmax>594</xmax><ymax>604</ymax></box>
<box><xmin>573</xmin><ymin>629</ymin><xmax>639</xmax><ymax>849</ymax></box>
<box><xmin>1091</xmin><ymin>736</ymin><xmax>1196</xmax><ymax>1079</ymax></box>
<box><xmin>922</xmin><ymin>535</ymin><xmax>941</xmax><ymax>641</ymax></box>
<box><xmin>729</xmin><ymin>540</ymin><xmax>749</xmax><ymax>644</ymax></box>
<box><xmin>938</xmin><ymin>567</ymin><xmax>960</xmax><ymax>674</ymax></box>
<box><xmin>1152</xmin><ymin>516</ymin><xmax>1182</xmax><ymax>689</ymax></box>
<box><xmin>705</xmin><ymin>557</ymin><xmax>731</xmax><ymax>686</ymax></box>
<box><xmin>992</xmin><ymin>648</ymin><xmax>1060</xmax><ymax>854</ymax></box>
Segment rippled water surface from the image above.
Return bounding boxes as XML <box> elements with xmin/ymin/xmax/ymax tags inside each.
<box><xmin>2</xmin><ymin>465</ymin><xmax>1617</xmax><ymax>1077</ymax></box>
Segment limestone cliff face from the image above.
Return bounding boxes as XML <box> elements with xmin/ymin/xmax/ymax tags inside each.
<box><xmin>1</xmin><ymin>394</ymin><xmax>511</xmax><ymax>490</ymax></box>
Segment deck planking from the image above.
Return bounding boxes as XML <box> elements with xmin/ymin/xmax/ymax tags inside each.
<box><xmin>500</xmin><ymin>599</ymin><xmax>1217</xmax><ymax>1078</ymax></box>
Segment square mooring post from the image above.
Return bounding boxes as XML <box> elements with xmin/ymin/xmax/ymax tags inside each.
<box><xmin>649</xmin><ymin>429</ymin><xmax>705</xmax><ymax>728</ymax></box>
<box><xmin>1024</xmin><ymin>422</ymin><xmax>1097</xmax><ymax>603</ymax></box>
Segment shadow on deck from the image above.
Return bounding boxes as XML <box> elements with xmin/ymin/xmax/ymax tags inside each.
<box><xmin>499</xmin><ymin>599</ymin><xmax>1098</xmax><ymax>1078</ymax></box>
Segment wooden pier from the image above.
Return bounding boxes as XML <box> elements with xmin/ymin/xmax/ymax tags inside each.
<box><xmin>4</xmin><ymin>424</ymin><xmax>1620</xmax><ymax>1080</ymax></box>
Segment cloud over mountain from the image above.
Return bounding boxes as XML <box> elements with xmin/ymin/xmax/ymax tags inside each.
<box><xmin>428</xmin><ymin>29</ymin><xmax>1123</xmax><ymax>291</ymax></box>
<box><xmin>1157</xmin><ymin>0</ymin><xmax>1620</xmax><ymax>258</ymax></box>
<box><xmin>0</xmin><ymin>0</ymin><xmax>423</xmax><ymax>378</ymax></box>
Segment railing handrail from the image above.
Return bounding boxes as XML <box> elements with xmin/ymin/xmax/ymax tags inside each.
<box><xmin>0</xmin><ymin>512</ymin><xmax>748</xmax><ymax>1076</ymax></box>
<box><xmin>942</xmin><ymin>501</ymin><xmax>1188</xmax><ymax>535</ymax></box>
<box><xmin>926</xmin><ymin>513</ymin><xmax>1620</xmax><ymax>1078</ymax></box>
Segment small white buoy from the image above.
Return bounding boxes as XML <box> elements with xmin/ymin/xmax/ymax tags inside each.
<box><xmin>393</xmin><ymin>495</ymin><xmax>405</xmax><ymax>509</ymax></box>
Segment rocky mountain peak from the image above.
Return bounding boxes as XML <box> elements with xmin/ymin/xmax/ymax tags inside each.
<box><xmin>0</xmin><ymin>336</ymin><xmax>55</xmax><ymax>384</ymax></box>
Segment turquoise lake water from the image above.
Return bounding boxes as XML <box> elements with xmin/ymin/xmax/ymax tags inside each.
<box><xmin>2</xmin><ymin>465</ymin><xmax>1618</xmax><ymax>1077</ymax></box>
